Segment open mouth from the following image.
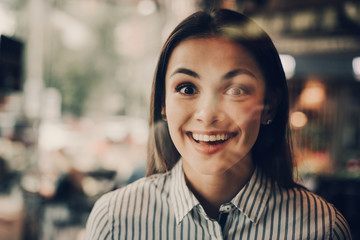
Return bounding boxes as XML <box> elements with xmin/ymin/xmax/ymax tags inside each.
<box><xmin>188</xmin><ymin>132</ymin><xmax>236</xmax><ymax>145</ymax></box>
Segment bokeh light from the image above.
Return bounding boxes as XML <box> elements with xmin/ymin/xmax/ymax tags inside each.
<box><xmin>290</xmin><ymin>111</ymin><xmax>308</xmax><ymax>129</ymax></box>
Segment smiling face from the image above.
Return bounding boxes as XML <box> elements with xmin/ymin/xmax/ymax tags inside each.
<box><xmin>164</xmin><ymin>37</ymin><xmax>266</xmax><ymax>177</ymax></box>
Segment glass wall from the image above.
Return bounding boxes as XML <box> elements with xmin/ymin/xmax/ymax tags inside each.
<box><xmin>0</xmin><ymin>0</ymin><xmax>359</xmax><ymax>239</ymax></box>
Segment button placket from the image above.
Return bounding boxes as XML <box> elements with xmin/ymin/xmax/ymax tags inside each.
<box><xmin>218</xmin><ymin>203</ymin><xmax>233</xmax><ymax>234</ymax></box>
<box><xmin>214</xmin><ymin>223</ymin><xmax>224</xmax><ymax>239</ymax></box>
<box><xmin>219</xmin><ymin>203</ymin><xmax>232</xmax><ymax>213</ymax></box>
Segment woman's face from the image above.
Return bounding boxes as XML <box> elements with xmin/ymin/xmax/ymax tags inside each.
<box><xmin>164</xmin><ymin>37</ymin><xmax>266</xmax><ymax>176</ymax></box>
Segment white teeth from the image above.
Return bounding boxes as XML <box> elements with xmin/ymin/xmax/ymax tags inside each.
<box><xmin>192</xmin><ymin>133</ymin><xmax>230</xmax><ymax>142</ymax></box>
<box><xmin>220</xmin><ymin>134</ymin><xmax>225</xmax><ymax>140</ymax></box>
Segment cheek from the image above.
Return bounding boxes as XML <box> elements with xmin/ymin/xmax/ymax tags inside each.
<box><xmin>165</xmin><ymin>98</ymin><xmax>190</xmax><ymax>137</ymax></box>
<box><xmin>230</xmin><ymin>101</ymin><xmax>263</xmax><ymax>144</ymax></box>
<box><xmin>166</xmin><ymin>99</ymin><xmax>186</xmax><ymax>122</ymax></box>
<box><xmin>230</xmin><ymin>101</ymin><xmax>264</xmax><ymax>126</ymax></box>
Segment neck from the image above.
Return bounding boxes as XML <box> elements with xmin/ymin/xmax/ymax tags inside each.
<box><xmin>183</xmin><ymin>159</ymin><xmax>254</xmax><ymax>219</ymax></box>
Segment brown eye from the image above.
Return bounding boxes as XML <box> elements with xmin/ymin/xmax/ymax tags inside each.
<box><xmin>175</xmin><ymin>83</ymin><xmax>198</xmax><ymax>95</ymax></box>
<box><xmin>225</xmin><ymin>86</ymin><xmax>246</xmax><ymax>96</ymax></box>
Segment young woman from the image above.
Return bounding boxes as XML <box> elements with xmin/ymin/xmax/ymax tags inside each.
<box><xmin>85</xmin><ymin>9</ymin><xmax>352</xmax><ymax>239</ymax></box>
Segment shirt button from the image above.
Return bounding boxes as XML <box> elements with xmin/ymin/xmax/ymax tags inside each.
<box><xmin>220</xmin><ymin>205</ymin><xmax>232</xmax><ymax>212</ymax></box>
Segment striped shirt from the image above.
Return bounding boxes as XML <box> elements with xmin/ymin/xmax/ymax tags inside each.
<box><xmin>85</xmin><ymin>160</ymin><xmax>352</xmax><ymax>239</ymax></box>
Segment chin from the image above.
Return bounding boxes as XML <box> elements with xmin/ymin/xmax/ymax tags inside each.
<box><xmin>187</xmin><ymin>156</ymin><xmax>237</xmax><ymax>175</ymax></box>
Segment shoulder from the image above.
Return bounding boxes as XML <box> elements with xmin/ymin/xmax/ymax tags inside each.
<box><xmin>85</xmin><ymin>172</ymin><xmax>172</xmax><ymax>239</ymax></box>
<box><xmin>273</xmin><ymin>185</ymin><xmax>352</xmax><ymax>239</ymax></box>
<box><xmin>85</xmin><ymin>192</ymin><xmax>112</xmax><ymax>239</ymax></box>
<box><xmin>93</xmin><ymin>171</ymin><xmax>171</xmax><ymax>212</ymax></box>
<box><xmin>111</xmin><ymin>171</ymin><xmax>172</xmax><ymax>208</ymax></box>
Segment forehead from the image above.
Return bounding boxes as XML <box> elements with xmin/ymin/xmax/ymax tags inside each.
<box><xmin>167</xmin><ymin>37</ymin><xmax>262</xmax><ymax>77</ymax></box>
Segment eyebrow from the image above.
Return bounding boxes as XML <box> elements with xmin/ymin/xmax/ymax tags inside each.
<box><xmin>170</xmin><ymin>68</ymin><xmax>200</xmax><ymax>78</ymax></box>
<box><xmin>222</xmin><ymin>68</ymin><xmax>257</xmax><ymax>81</ymax></box>
<box><xmin>169</xmin><ymin>67</ymin><xmax>257</xmax><ymax>81</ymax></box>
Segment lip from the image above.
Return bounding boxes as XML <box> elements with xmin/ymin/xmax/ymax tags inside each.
<box><xmin>186</xmin><ymin>131</ymin><xmax>236</xmax><ymax>155</ymax></box>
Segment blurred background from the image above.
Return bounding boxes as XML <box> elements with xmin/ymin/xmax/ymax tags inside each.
<box><xmin>0</xmin><ymin>0</ymin><xmax>359</xmax><ymax>239</ymax></box>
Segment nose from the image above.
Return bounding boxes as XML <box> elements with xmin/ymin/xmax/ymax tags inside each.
<box><xmin>194</xmin><ymin>94</ymin><xmax>223</xmax><ymax>125</ymax></box>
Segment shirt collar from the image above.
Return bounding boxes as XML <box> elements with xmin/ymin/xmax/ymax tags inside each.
<box><xmin>169</xmin><ymin>159</ymin><xmax>199</xmax><ymax>224</ymax></box>
<box><xmin>169</xmin><ymin>160</ymin><xmax>272</xmax><ymax>225</ymax></box>
<box><xmin>231</xmin><ymin>167</ymin><xmax>272</xmax><ymax>224</ymax></box>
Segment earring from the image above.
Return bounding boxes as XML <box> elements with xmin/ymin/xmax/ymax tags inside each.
<box><xmin>161</xmin><ymin>114</ymin><xmax>167</xmax><ymax>121</ymax></box>
<box><xmin>266</xmin><ymin>119</ymin><xmax>272</xmax><ymax>125</ymax></box>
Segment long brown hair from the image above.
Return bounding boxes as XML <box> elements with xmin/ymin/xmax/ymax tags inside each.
<box><xmin>147</xmin><ymin>9</ymin><xmax>295</xmax><ymax>188</ymax></box>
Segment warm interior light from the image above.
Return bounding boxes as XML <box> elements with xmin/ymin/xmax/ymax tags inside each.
<box><xmin>280</xmin><ymin>54</ymin><xmax>296</xmax><ymax>79</ymax></box>
<box><xmin>290</xmin><ymin>111</ymin><xmax>308</xmax><ymax>128</ymax></box>
<box><xmin>353</xmin><ymin>57</ymin><xmax>360</xmax><ymax>80</ymax></box>
<box><xmin>299</xmin><ymin>80</ymin><xmax>326</xmax><ymax>109</ymax></box>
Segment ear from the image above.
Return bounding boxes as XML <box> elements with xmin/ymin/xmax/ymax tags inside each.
<box><xmin>261</xmin><ymin>105</ymin><xmax>272</xmax><ymax>125</ymax></box>
<box><xmin>261</xmin><ymin>94</ymin><xmax>278</xmax><ymax>125</ymax></box>
<box><xmin>161</xmin><ymin>105</ymin><xmax>167</xmax><ymax>121</ymax></box>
